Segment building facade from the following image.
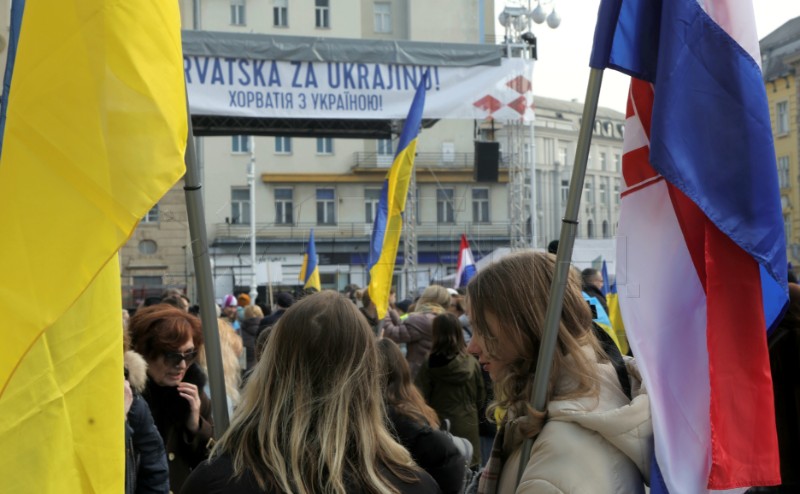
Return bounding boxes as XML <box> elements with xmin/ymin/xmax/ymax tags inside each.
<box><xmin>762</xmin><ymin>17</ymin><xmax>800</xmax><ymax>271</ymax></box>
<box><xmin>119</xmin><ymin>0</ymin><xmax>623</xmax><ymax>306</ymax></box>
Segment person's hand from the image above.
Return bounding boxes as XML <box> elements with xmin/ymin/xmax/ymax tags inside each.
<box><xmin>177</xmin><ymin>382</ymin><xmax>201</xmax><ymax>433</ymax></box>
<box><xmin>124</xmin><ymin>380</ymin><xmax>134</xmax><ymax>416</ymax></box>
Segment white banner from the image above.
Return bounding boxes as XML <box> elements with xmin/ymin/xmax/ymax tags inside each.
<box><xmin>184</xmin><ymin>57</ymin><xmax>535</xmax><ymax>121</ymax></box>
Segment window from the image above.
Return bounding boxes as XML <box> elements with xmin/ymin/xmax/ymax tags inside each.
<box><xmin>232</xmin><ymin>135</ymin><xmax>250</xmax><ymax>153</ymax></box>
<box><xmin>614</xmin><ymin>178</ymin><xmax>621</xmax><ymax>205</ymax></box>
<box><xmin>316</xmin><ymin>137</ymin><xmax>333</xmax><ymax>155</ymax></box>
<box><xmin>138</xmin><ymin>239</ymin><xmax>158</xmax><ymax>255</ymax></box>
<box><xmin>561</xmin><ymin>180</ymin><xmax>569</xmax><ymax>203</ymax></box>
<box><xmin>365</xmin><ymin>188</ymin><xmax>382</xmax><ymax>223</ymax></box>
<box><xmin>558</xmin><ymin>146</ymin><xmax>568</xmax><ymax>166</ymax></box>
<box><xmin>315</xmin><ymin>0</ymin><xmax>330</xmax><ymax>28</ymax></box>
<box><xmin>231</xmin><ymin>188</ymin><xmax>250</xmax><ymax>224</ymax></box>
<box><xmin>472</xmin><ymin>188</ymin><xmax>490</xmax><ymax>223</ymax></box>
<box><xmin>614</xmin><ymin>153</ymin><xmax>621</xmax><ymax>172</ymax></box>
<box><xmin>599</xmin><ymin>181</ymin><xmax>607</xmax><ymax>205</ymax></box>
<box><xmin>785</xmin><ymin>215</ymin><xmax>792</xmax><ymax>240</ymax></box>
<box><xmin>275</xmin><ymin>188</ymin><xmax>293</xmax><ymax>225</ymax></box>
<box><xmin>600</xmin><ymin>152</ymin><xmax>608</xmax><ymax>171</ymax></box>
<box><xmin>275</xmin><ymin>136</ymin><xmax>292</xmax><ymax>154</ymax></box>
<box><xmin>273</xmin><ymin>0</ymin><xmax>288</xmax><ymax>27</ymax></box>
<box><xmin>777</xmin><ymin>101</ymin><xmax>789</xmax><ymax>134</ymax></box>
<box><xmin>584</xmin><ymin>177</ymin><xmax>594</xmax><ymax>203</ymax></box>
<box><xmin>778</xmin><ymin>156</ymin><xmax>790</xmax><ymax>188</ymax></box>
<box><xmin>133</xmin><ymin>275</ymin><xmax>162</xmax><ymax>288</ymax></box>
<box><xmin>374</xmin><ymin>2</ymin><xmax>391</xmax><ymax>33</ymax></box>
<box><xmin>437</xmin><ymin>188</ymin><xmax>455</xmax><ymax>223</ymax></box>
<box><xmin>316</xmin><ymin>188</ymin><xmax>336</xmax><ymax>225</ymax></box>
<box><xmin>377</xmin><ymin>138</ymin><xmax>393</xmax><ymax>166</ymax></box>
<box><xmin>230</xmin><ymin>0</ymin><xmax>246</xmax><ymax>25</ymax></box>
<box><xmin>602</xmin><ymin>220</ymin><xmax>610</xmax><ymax>238</ymax></box>
<box><xmin>142</xmin><ymin>204</ymin><xmax>159</xmax><ymax>223</ymax></box>
<box><xmin>587</xmin><ymin>219</ymin><xmax>594</xmax><ymax>238</ymax></box>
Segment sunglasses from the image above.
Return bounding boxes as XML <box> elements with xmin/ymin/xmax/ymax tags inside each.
<box><xmin>163</xmin><ymin>349</ymin><xmax>198</xmax><ymax>367</ymax></box>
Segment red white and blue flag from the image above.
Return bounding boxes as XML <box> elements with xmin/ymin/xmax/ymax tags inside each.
<box><xmin>455</xmin><ymin>234</ymin><xmax>477</xmax><ymax>289</ymax></box>
<box><xmin>591</xmin><ymin>0</ymin><xmax>785</xmax><ymax>492</ymax></box>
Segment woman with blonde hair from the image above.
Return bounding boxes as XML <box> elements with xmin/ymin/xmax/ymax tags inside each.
<box><xmin>181</xmin><ymin>291</ymin><xmax>440</xmax><ymax>494</ymax></box>
<box><xmin>196</xmin><ymin>318</ymin><xmax>243</xmax><ymax>415</ymax></box>
<box><xmin>381</xmin><ymin>284</ymin><xmax>450</xmax><ymax>378</ymax></box>
<box><xmin>466</xmin><ymin>251</ymin><xmax>651</xmax><ymax>493</ymax></box>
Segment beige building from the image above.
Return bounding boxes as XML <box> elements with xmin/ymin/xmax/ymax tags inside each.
<box><xmin>761</xmin><ymin>17</ymin><xmax>800</xmax><ymax>270</ymax></box>
<box><xmin>113</xmin><ymin>0</ymin><xmax>624</xmax><ymax>305</ymax></box>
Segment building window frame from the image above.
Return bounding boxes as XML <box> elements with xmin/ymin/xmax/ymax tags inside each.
<box><xmin>472</xmin><ymin>188</ymin><xmax>490</xmax><ymax>223</ymax></box>
<box><xmin>316</xmin><ymin>137</ymin><xmax>334</xmax><ymax>155</ymax></box>
<box><xmin>274</xmin><ymin>187</ymin><xmax>294</xmax><ymax>225</ymax></box>
<box><xmin>316</xmin><ymin>188</ymin><xmax>336</xmax><ymax>225</ymax></box>
<box><xmin>365</xmin><ymin>188</ymin><xmax>382</xmax><ymax>224</ymax></box>
<box><xmin>777</xmin><ymin>100</ymin><xmax>789</xmax><ymax>134</ymax></box>
<box><xmin>778</xmin><ymin>156</ymin><xmax>790</xmax><ymax>189</ymax></box>
<box><xmin>232</xmin><ymin>135</ymin><xmax>250</xmax><ymax>154</ymax></box>
<box><xmin>315</xmin><ymin>0</ymin><xmax>330</xmax><ymax>28</ymax></box>
<box><xmin>142</xmin><ymin>204</ymin><xmax>159</xmax><ymax>224</ymax></box>
<box><xmin>373</xmin><ymin>2</ymin><xmax>391</xmax><ymax>33</ymax></box>
<box><xmin>275</xmin><ymin>136</ymin><xmax>292</xmax><ymax>155</ymax></box>
<box><xmin>231</xmin><ymin>187</ymin><xmax>251</xmax><ymax>225</ymax></box>
<box><xmin>230</xmin><ymin>0</ymin><xmax>246</xmax><ymax>25</ymax></box>
<box><xmin>273</xmin><ymin>0</ymin><xmax>288</xmax><ymax>27</ymax></box>
<box><xmin>437</xmin><ymin>188</ymin><xmax>455</xmax><ymax>224</ymax></box>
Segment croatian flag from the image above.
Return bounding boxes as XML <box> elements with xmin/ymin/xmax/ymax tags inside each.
<box><xmin>455</xmin><ymin>234</ymin><xmax>476</xmax><ymax>289</ymax></box>
<box><xmin>591</xmin><ymin>0</ymin><xmax>785</xmax><ymax>493</ymax></box>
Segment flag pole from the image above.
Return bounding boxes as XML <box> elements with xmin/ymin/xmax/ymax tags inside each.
<box><xmin>516</xmin><ymin>67</ymin><xmax>604</xmax><ymax>485</ymax></box>
<box><xmin>183</xmin><ymin>90</ymin><xmax>230</xmax><ymax>435</ymax></box>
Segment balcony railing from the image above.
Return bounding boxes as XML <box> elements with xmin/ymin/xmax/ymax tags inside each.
<box><xmin>353</xmin><ymin>152</ymin><xmax>509</xmax><ymax>169</ymax></box>
<box><xmin>214</xmin><ymin>221</ymin><xmax>513</xmax><ymax>242</ymax></box>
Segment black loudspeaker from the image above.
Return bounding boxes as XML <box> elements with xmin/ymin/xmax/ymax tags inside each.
<box><xmin>474</xmin><ymin>141</ymin><xmax>500</xmax><ymax>182</ymax></box>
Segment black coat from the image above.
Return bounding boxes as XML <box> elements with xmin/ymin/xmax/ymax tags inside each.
<box><xmin>386</xmin><ymin>407</ymin><xmax>465</xmax><ymax>494</ymax></box>
<box><xmin>240</xmin><ymin>317</ymin><xmax>261</xmax><ymax>370</ymax></box>
<box><xmin>125</xmin><ymin>394</ymin><xmax>169</xmax><ymax>494</ymax></box>
<box><xmin>180</xmin><ymin>453</ymin><xmax>441</xmax><ymax>494</ymax></box>
<box><xmin>143</xmin><ymin>364</ymin><xmax>214</xmax><ymax>493</ymax></box>
<box><xmin>257</xmin><ymin>309</ymin><xmax>286</xmax><ymax>331</ymax></box>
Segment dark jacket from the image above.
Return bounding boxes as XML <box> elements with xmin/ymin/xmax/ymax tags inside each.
<box><xmin>381</xmin><ymin>307</ymin><xmax>442</xmax><ymax>378</ymax></box>
<box><xmin>240</xmin><ymin>317</ymin><xmax>261</xmax><ymax>370</ymax></box>
<box><xmin>143</xmin><ymin>363</ymin><xmax>214</xmax><ymax>493</ymax></box>
<box><xmin>125</xmin><ymin>351</ymin><xmax>169</xmax><ymax>494</ymax></box>
<box><xmin>386</xmin><ymin>406</ymin><xmax>465</xmax><ymax>494</ymax></box>
<box><xmin>415</xmin><ymin>353</ymin><xmax>485</xmax><ymax>467</ymax></box>
<box><xmin>258</xmin><ymin>309</ymin><xmax>286</xmax><ymax>331</ymax></box>
<box><xmin>180</xmin><ymin>452</ymin><xmax>442</xmax><ymax>494</ymax></box>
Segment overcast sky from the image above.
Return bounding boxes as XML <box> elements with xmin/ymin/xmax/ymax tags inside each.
<box><xmin>500</xmin><ymin>1</ymin><xmax>800</xmax><ymax>112</ymax></box>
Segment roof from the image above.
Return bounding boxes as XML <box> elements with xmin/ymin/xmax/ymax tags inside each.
<box><xmin>760</xmin><ymin>16</ymin><xmax>800</xmax><ymax>82</ymax></box>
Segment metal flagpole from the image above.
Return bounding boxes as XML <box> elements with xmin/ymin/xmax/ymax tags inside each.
<box><xmin>183</xmin><ymin>91</ymin><xmax>230</xmax><ymax>435</ymax></box>
<box><xmin>248</xmin><ymin>137</ymin><xmax>257</xmax><ymax>306</ymax></box>
<box><xmin>516</xmin><ymin>67</ymin><xmax>604</xmax><ymax>484</ymax></box>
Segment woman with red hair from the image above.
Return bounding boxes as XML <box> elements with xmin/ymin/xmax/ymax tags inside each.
<box><xmin>129</xmin><ymin>304</ymin><xmax>214</xmax><ymax>493</ymax></box>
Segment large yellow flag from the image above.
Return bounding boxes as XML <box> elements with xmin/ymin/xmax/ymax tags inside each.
<box><xmin>0</xmin><ymin>1</ymin><xmax>187</xmax><ymax>492</ymax></box>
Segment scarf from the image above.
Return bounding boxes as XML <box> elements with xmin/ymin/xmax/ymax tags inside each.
<box><xmin>477</xmin><ymin>413</ymin><xmax>538</xmax><ymax>494</ymax></box>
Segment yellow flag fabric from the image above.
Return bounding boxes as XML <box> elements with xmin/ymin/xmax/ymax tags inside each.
<box><xmin>606</xmin><ymin>292</ymin><xmax>630</xmax><ymax>355</ymax></box>
<box><xmin>0</xmin><ymin>1</ymin><xmax>187</xmax><ymax>492</ymax></box>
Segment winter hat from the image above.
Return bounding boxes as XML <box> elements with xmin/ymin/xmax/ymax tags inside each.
<box><xmin>222</xmin><ymin>294</ymin><xmax>237</xmax><ymax>308</ymax></box>
<box><xmin>237</xmin><ymin>293</ymin><xmax>251</xmax><ymax>307</ymax></box>
<box><xmin>275</xmin><ymin>291</ymin><xmax>295</xmax><ymax>309</ymax></box>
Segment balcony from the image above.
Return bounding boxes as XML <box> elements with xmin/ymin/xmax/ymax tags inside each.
<box><xmin>213</xmin><ymin>220</ymin><xmax>513</xmax><ymax>242</ymax></box>
<box><xmin>352</xmin><ymin>152</ymin><xmax>509</xmax><ymax>170</ymax></box>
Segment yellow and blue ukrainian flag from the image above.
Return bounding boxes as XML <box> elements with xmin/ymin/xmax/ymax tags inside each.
<box><xmin>367</xmin><ymin>70</ymin><xmax>429</xmax><ymax>318</ymax></box>
<box><xmin>0</xmin><ymin>0</ymin><xmax>187</xmax><ymax>491</ymax></box>
<box><xmin>299</xmin><ymin>228</ymin><xmax>321</xmax><ymax>291</ymax></box>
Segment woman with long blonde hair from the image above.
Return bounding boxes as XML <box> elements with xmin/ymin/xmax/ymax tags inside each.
<box><xmin>196</xmin><ymin>318</ymin><xmax>242</xmax><ymax>414</ymax></box>
<box><xmin>181</xmin><ymin>291</ymin><xmax>440</xmax><ymax>494</ymax></box>
<box><xmin>466</xmin><ymin>251</ymin><xmax>651</xmax><ymax>494</ymax></box>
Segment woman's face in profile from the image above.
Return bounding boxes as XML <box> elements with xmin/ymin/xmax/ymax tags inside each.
<box><xmin>466</xmin><ymin>311</ymin><xmax>516</xmax><ymax>381</ymax></box>
<box><xmin>147</xmin><ymin>337</ymin><xmax>196</xmax><ymax>387</ymax></box>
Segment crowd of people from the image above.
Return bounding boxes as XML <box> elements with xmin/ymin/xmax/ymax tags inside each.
<box><xmin>121</xmin><ymin>249</ymin><xmax>799</xmax><ymax>494</ymax></box>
